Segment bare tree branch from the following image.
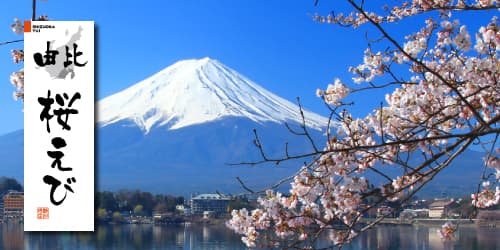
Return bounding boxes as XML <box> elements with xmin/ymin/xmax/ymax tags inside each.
<box><xmin>0</xmin><ymin>39</ymin><xmax>23</xmax><ymax>46</ymax></box>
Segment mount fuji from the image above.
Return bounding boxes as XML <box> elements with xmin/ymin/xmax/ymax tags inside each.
<box><xmin>96</xmin><ymin>57</ymin><xmax>329</xmax><ymax>194</ymax></box>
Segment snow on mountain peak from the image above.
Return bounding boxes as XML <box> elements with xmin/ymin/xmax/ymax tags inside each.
<box><xmin>98</xmin><ymin>57</ymin><xmax>328</xmax><ymax>133</ymax></box>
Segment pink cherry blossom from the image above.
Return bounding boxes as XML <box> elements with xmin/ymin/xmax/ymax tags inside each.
<box><xmin>10</xmin><ymin>18</ymin><xmax>23</xmax><ymax>35</ymax></box>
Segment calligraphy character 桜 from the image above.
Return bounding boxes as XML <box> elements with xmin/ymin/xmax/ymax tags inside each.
<box><xmin>53</xmin><ymin>92</ymin><xmax>81</xmax><ymax>131</ymax></box>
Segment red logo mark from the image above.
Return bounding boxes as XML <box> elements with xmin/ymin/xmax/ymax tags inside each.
<box><xmin>37</xmin><ymin>207</ymin><xmax>49</xmax><ymax>220</ymax></box>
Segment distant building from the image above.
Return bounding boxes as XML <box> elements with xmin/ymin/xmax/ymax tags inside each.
<box><xmin>153</xmin><ymin>212</ymin><xmax>162</xmax><ymax>220</ymax></box>
<box><xmin>377</xmin><ymin>206</ymin><xmax>394</xmax><ymax>218</ymax></box>
<box><xmin>3</xmin><ymin>191</ymin><xmax>23</xmax><ymax>219</ymax></box>
<box><xmin>153</xmin><ymin>211</ymin><xmax>173</xmax><ymax>220</ymax></box>
<box><xmin>428</xmin><ymin>199</ymin><xmax>455</xmax><ymax>218</ymax></box>
<box><xmin>400</xmin><ymin>209</ymin><xmax>429</xmax><ymax>220</ymax></box>
<box><xmin>409</xmin><ymin>199</ymin><xmax>430</xmax><ymax>209</ymax></box>
<box><xmin>176</xmin><ymin>204</ymin><xmax>185</xmax><ymax>212</ymax></box>
<box><xmin>190</xmin><ymin>194</ymin><xmax>230</xmax><ymax>215</ymax></box>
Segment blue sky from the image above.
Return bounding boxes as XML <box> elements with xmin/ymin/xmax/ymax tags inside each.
<box><xmin>0</xmin><ymin>0</ymin><xmax>493</xmax><ymax>135</ymax></box>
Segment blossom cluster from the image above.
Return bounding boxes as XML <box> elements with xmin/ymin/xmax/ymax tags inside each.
<box><xmin>11</xmin><ymin>49</ymin><xmax>24</xmax><ymax>64</ymax></box>
<box><xmin>472</xmin><ymin>181</ymin><xmax>500</xmax><ymax>208</ymax></box>
<box><xmin>316</xmin><ymin>78</ymin><xmax>350</xmax><ymax>105</ymax></box>
<box><xmin>227</xmin><ymin>172</ymin><xmax>368</xmax><ymax>247</ymax></box>
<box><xmin>10</xmin><ymin>18</ymin><xmax>23</xmax><ymax>35</ymax></box>
<box><xmin>10</xmin><ymin>69</ymin><xmax>24</xmax><ymax>101</ymax></box>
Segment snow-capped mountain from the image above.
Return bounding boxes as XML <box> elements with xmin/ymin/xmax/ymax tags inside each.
<box><xmin>98</xmin><ymin>57</ymin><xmax>327</xmax><ymax>133</ymax></box>
<box><xmin>93</xmin><ymin>57</ymin><xmax>329</xmax><ymax>193</ymax></box>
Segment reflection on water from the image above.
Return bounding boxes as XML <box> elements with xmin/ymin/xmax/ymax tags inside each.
<box><xmin>22</xmin><ymin>223</ymin><xmax>247</xmax><ymax>250</ymax></box>
<box><xmin>340</xmin><ymin>225</ymin><xmax>500</xmax><ymax>250</ymax></box>
<box><xmin>0</xmin><ymin>222</ymin><xmax>498</xmax><ymax>249</ymax></box>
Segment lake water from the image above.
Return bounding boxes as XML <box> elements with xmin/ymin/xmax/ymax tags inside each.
<box><xmin>2</xmin><ymin>222</ymin><xmax>500</xmax><ymax>249</ymax></box>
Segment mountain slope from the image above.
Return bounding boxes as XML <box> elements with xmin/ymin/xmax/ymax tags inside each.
<box><xmin>97</xmin><ymin>117</ymin><xmax>325</xmax><ymax>194</ymax></box>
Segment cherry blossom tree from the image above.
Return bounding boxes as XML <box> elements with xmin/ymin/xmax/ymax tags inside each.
<box><xmin>228</xmin><ymin>0</ymin><xmax>500</xmax><ymax>248</ymax></box>
<box><xmin>2</xmin><ymin>0</ymin><xmax>48</xmax><ymax>103</ymax></box>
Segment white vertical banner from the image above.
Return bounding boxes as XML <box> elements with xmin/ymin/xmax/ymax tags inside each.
<box><xmin>24</xmin><ymin>21</ymin><xmax>94</xmax><ymax>231</ymax></box>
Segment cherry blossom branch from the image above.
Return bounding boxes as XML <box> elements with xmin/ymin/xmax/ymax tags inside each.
<box><xmin>234</xmin><ymin>126</ymin><xmax>499</xmax><ymax>166</ymax></box>
<box><xmin>347</xmin><ymin>0</ymin><xmax>490</xmax><ymax>128</ymax></box>
<box><xmin>341</xmin><ymin>136</ymin><xmax>474</xmax><ymax>244</ymax></box>
<box><xmin>235</xmin><ymin>158</ymin><xmax>318</xmax><ymax>195</ymax></box>
<box><xmin>316</xmin><ymin>1</ymin><xmax>500</xmax><ymax>27</ymax></box>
